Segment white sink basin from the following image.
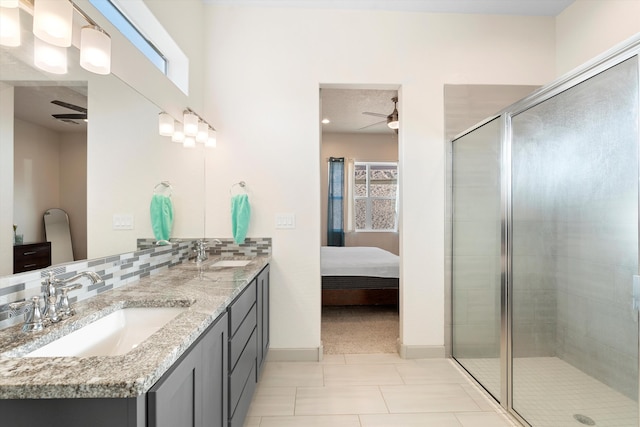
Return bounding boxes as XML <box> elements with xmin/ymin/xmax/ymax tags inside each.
<box><xmin>210</xmin><ymin>260</ymin><xmax>251</xmax><ymax>267</ymax></box>
<box><xmin>25</xmin><ymin>307</ymin><xmax>186</xmax><ymax>358</ymax></box>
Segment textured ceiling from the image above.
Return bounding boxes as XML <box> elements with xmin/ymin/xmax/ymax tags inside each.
<box><xmin>204</xmin><ymin>0</ymin><xmax>576</xmax><ymax>16</ymax></box>
<box><xmin>321</xmin><ymin>89</ymin><xmax>398</xmax><ymax>135</ymax></box>
<box><xmin>14</xmin><ymin>85</ymin><xmax>88</xmax><ymax>133</ymax></box>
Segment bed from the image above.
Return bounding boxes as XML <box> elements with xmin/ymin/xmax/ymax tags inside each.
<box><xmin>321</xmin><ymin>246</ymin><xmax>399</xmax><ymax>306</ymax></box>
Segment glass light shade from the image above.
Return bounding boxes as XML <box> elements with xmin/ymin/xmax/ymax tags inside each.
<box><xmin>171</xmin><ymin>122</ymin><xmax>185</xmax><ymax>143</ymax></box>
<box><xmin>205</xmin><ymin>129</ymin><xmax>217</xmax><ymax>148</ymax></box>
<box><xmin>80</xmin><ymin>26</ymin><xmax>111</xmax><ymax>75</ymax></box>
<box><xmin>183</xmin><ymin>111</ymin><xmax>198</xmax><ymax>137</ymax></box>
<box><xmin>183</xmin><ymin>136</ymin><xmax>195</xmax><ymax>148</ymax></box>
<box><xmin>33</xmin><ymin>0</ymin><xmax>73</xmax><ymax>47</ymax></box>
<box><xmin>196</xmin><ymin>122</ymin><xmax>209</xmax><ymax>143</ymax></box>
<box><xmin>158</xmin><ymin>113</ymin><xmax>175</xmax><ymax>136</ymax></box>
<box><xmin>0</xmin><ymin>6</ymin><xmax>20</xmax><ymax>47</ymax></box>
<box><xmin>0</xmin><ymin>0</ymin><xmax>19</xmax><ymax>7</ymax></box>
<box><xmin>34</xmin><ymin>37</ymin><xmax>67</xmax><ymax>74</ymax></box>
<box><xmin>387</xmin><ymin>119</ymin><xmax>399</xmax><ymax>130</ymax></box>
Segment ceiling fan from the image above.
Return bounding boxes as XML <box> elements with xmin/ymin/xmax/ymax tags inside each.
<box><xmin>361</xmin><ymin>96</ymin><xmax>399</xmax><ymax>132</ymax></box>
<box><xmin>51</xmin><ymin>100</ymin><xmax>88</xmax><ymax>125</ymax></box>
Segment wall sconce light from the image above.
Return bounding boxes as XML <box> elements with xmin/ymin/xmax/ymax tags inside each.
<box><xmin>0</xmin><ymin>5</ymin><xmax>21</xmax><ymax>47</ymax></box>
<box><xmin>171</xmin><ymin>122</ymin><xmax>185</xmax><ymax>143</ymax></box>
<box><xmin>196</xmin><ymin>121</ymin><xmax>209</xmax><ymax>143</ymax></box>
<box><xmin>33</xmin><ymin>0</ymin><xmax>73</xmax><ymax>47</ymax></box>
<box><xmin>183</xmin><ymin>110</ymin><xmax>199</xmax><ymax>137</ymax></box>
<box><xmin>80</xmin><ymin>25</ymin><xmax>111</xmax><ymax>74</ymax></box>
<box><xmin>205</xmin><ymin>128</ymin><xmax>217</xmax><ymax>148</ymax></box>
<box><xmin>158</xmin><ymin>112</ymin><xmax>175</xmax><ymax>136</ymax></box>
<box><xmin>34</xmin><ymin>37</ymin><xmax>67</xmax><ymax>74</ymax></box>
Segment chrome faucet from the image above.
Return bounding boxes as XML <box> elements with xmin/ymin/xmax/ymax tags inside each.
<box><xmin>43</xmin><ymin>271</ymin><xmax>102</xmax><ymax>323</ymax></box>
<box><xmin>195</xmin><ymin>239</ymin><xmax>209</xmax><ymax>262</ymax></box>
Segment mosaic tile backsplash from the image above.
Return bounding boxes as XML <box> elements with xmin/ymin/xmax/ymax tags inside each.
<box><xmin>0</xmin><ymin>237</ymin><xmax>271</xmax><ymax>331</ymax></box>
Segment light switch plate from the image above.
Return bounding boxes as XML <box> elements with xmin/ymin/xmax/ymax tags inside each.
<box><xmin>275</xmin><ymin>213</ymin><xmax>295</xmax><ymax>229</ymax></box>
<box><xmin>113</xmin><ymin>214</ymin><xmax>134</xmax><ymax>230</ymax></box>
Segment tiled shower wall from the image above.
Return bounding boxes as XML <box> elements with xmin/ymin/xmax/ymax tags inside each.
<box><xmin>0</xmin><ymin>237</ymin><xmax>271</xmax><ymax>331</ymax></box>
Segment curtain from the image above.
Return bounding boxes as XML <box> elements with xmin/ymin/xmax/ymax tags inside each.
<box><xmin>327</xmin><ymin>157</ymin><xmax>345</xmax><ymax>246</ymax></box>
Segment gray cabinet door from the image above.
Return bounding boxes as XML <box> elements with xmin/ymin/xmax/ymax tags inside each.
<box><xmin>256</xmin><ymin>264</ymin><xmax>270</xmax><ymax>379</ymax></box>
<box><xmin>201</xmin><ymin>313</ymin><xmax>228</xmax><ymax>427</ymax></box>
<box><xmin>148</xmin><ymin>330</ymin><xmax>203</xmax><ymax>427</ymax></box>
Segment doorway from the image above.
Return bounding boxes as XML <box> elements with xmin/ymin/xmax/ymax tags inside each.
<box><xmin>319</xmin><ymin>86</ymin><xmax>400</xmax><ymax>355</ymax></box>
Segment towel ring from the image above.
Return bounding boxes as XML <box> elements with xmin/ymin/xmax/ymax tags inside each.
<box><xmin>154</xmin><ymin>181</ymin><xmax>173</xmax><ymax>196</ymax></box>
<box><xmin>230</xmin><ymin>181</ymin><xmax>247</xmax><ymax>195</ymax></box>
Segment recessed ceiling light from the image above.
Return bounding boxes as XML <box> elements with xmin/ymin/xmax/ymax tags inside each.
<box><xmin>321</xmin><ymin>118</ymin><xmax>330</xmax><ymax>124</ymax></box>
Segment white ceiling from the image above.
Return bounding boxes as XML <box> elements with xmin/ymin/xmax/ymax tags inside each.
<box><xmin>321</xmin><ymin>89</ymin><xmax>398</xmax><ymax>135</ymax></box>
<box><xmin>204</xmin><ymin>0</ymin><xmax>576</xmax><ymax>16</ymax></box>
<box><xmin>14</xmin><ymin>85</ymin><xmax>88</xmax><ymax>133</ymax></box>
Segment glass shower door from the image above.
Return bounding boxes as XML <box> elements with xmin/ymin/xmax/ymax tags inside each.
<box><xmin>451</xmin><ymin>117</ymin><xmax>503</xmax><ymax>401</ymax></box>
<box><xmin>510</xmin><ymin>58</ymin><xmax>639</xmax><ymax>427</ymax></box>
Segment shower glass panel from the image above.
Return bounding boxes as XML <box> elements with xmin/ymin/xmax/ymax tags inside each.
<box><xmin>451</xmin><ymin>117</ymin><xmax>502</xmax><ymax>401</ymax></box>
<box><xmin>511</xmin><ymin>58</ymin><xmax>639</xmax><ymax>427</ymax></box>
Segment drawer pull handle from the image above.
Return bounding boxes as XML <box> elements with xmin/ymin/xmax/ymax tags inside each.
<box><xmin>23</xmin><ymin>251</ymin><xmax>37</xmax><ymax>255</ymax></box>
<box><xmin>23</xmin><ymin>263</ymin><xmax>37</xmax><ymax>268</ymax></box>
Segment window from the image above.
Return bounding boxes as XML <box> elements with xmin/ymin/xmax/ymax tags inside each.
<box><xmin>90</xmin><ymin>0</ymin><xmax>167</xmax><ymax>73</ymax></box>
<box><xmin>353</xmin><ymin>162</ymin><xmax>398</xmax><ymax>231</ymax></box>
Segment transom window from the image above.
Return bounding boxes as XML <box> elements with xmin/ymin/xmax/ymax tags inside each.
<box><xmin>354</xmin><ymin>162</ymin><xmax>398</xmax><ymax>232</ymax></box>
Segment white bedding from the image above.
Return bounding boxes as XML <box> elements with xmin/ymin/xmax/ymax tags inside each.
<box><xmin>320</xmin><ymin>246</ymin><xmax>399</xmax><ymax>278</ymax></box>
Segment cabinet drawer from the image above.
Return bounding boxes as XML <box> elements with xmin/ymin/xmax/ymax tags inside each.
<box><xmin>229</xmin><ymin>328</ymin><xmax>256</xmax><ymax>417</ymax></box>
<box><xmin>13</xmin><ymin>242</ymin><xmax>51</xmax><ymax>273</ymax></box>
<box><xmin>228</xmin><ymin>280</ymin><xmax>256</xmax><ymax>336</ymax></box>
<box><xmin>228</xmin><ymin>363</ymin><xmax>257</xmax><ymax>427</ymax></box>
<box><xmin>229</xmin><ymin>304</ymin><xmax>256</xmax><ymax>371</ymax></box>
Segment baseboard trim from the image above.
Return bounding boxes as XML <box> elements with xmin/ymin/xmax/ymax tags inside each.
<box><xmin>398</xmin><ymin>343</ymin><xmax>446</xmax><ymax>359</ymax></box>
<box><xmin>266</xmin><ymin>347</ymin><xmax>323</xmax><ymax>362</ymax></box>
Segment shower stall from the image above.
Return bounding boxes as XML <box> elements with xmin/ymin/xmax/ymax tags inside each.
<box><xmin>448</xmin><ymin>37</ymin><xmax>640</xmax><ymax>427</ymax></box>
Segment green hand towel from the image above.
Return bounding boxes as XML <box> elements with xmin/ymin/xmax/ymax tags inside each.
<box><xmin>150</xmin><ymin>194</ymin><xmax>174</xmax><ymax>241</ymax></box>
<box><xmin>231</xmin><ymin>193</ymin><xmax>250</xmax><ymax>244</ymax></box>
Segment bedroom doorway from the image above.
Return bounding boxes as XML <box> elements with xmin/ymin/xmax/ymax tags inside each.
<box><xmin>319</xmin><ymin>86</ymin><xmax>401</xmax><ymax>355</ymax></box>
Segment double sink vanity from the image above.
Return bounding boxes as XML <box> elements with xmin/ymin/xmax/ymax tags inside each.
<box><xmin>0</xmin><ymin>254</ymin><xmax>270</xmax><ymax>427</ymax></box>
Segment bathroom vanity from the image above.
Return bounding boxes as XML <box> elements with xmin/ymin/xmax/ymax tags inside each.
<box><xmin>0</xmin><ymin>257</ymin><xmax>270</xmax><ymax>427</ymax></box>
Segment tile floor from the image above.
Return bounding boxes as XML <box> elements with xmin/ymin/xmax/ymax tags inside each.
<box><xmin>244</xmin><ymin>353</ymin><xmax>520</xmax><ymax>426</ymax></box>
<box><xmin>459</xmin><ymin>357</ymin><xmax>638</xmax><ymax>427</ymax></box>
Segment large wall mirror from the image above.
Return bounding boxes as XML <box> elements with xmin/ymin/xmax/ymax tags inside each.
<box><xmin>0</xmin><ymin>5</ymin><xmax>206</xmax><ymax>277</ymax></box>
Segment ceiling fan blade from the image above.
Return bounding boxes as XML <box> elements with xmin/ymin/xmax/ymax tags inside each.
<box><xmin>51</xmin><ymin>100</ymin><xmax>88</xmax><ymax>113</ymax></box>
<box><xmin>358</xmin><ymin>120</ymin><xmax>386</xmax><ymax>130</ymax></box>
<box><xmin>53</xmin><ymin>113</ymin><xmax>87</xmax><ymax>120</ymax></box>
<box><xmin>362</xmin><ymin>112</ymin><xmax>387</xmax><ymax>118</ymax></box>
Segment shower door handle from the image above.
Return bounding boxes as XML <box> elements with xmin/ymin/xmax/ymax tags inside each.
<box><xmin>633</xmin><ymin>275</ymin><xmax>640</xmax><ymax>313</ymax></box>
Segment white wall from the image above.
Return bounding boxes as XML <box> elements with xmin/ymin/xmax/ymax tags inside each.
<box><xmin>556</xmin><ymin>0</ymin><xmax>640</xmax><ymax>76</ymax></box>
<box><xmin>202</xmin><ymin>6</ymin><xmax>557</xmax><ymax>356</ymax></box>
<box><xmin>0</xmin><ymin>83</ymin><xmax>14</xmax><ymax>276</ymax></box>
<box><xmin>13</xmin><ymin>119</ymin><xmax>61</xmax><ymax>245</ymax></box>
<box><xmin>60</xmin><ymin>133</ymin><xmax>88</xmax><ymax>260</ymax></box>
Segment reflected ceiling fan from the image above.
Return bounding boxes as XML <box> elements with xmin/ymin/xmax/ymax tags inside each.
<box><xmin>51</xmin><ymin>100</ymin><xmax>88</xmax><ymax>125</ymax></box>
<box><xmin>361</xmin><ymin>96</ymin><xmax>399</xmax><ymax>133</ymax></box>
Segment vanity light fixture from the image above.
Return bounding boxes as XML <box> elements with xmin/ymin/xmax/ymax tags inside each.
<box><xmin>183</xmin><ymin>110</ymin><xmax>199</xmax><ymax>137</ymax></box>
<box><xmin>33</xmin><ymin>0</ymin><xmax>74</xmax><ymax>47</ymax></box>
<box><xmin>171</xmin><ymin>122</ymin><xmax>185</xmax><ymax>143</ymax></box>
<box><xmin>0</xmin><ymin>0</ymin><xmax>19</xmax><ymax>7</ymax></box>
<box><xmin>0</xmin><ymin>5</ymin><xmax>20</xmax><ymax>47</ymax></box>
<box><xmin>196</xmin><ymin>121</ymin><xmax>209</xmax><ymax>143</ymax></box>
<box><xmin>79</xmin><ymin>25</ymin><xmax>111</xmax><ymax>74</ymax></box>
<box><xmin>158</xmin><ymin>112</ymin><xmax>175</xmax><ymax>136</ymax></box>
<box><xmin>34</xmin><ymin>37</ymin><xmax>67</xmax><ymax>74</ymax></box>
<box><xmin>183</xmin><ymin>136</ymin><xmax>195</xmax><ymax>148</ymax></box>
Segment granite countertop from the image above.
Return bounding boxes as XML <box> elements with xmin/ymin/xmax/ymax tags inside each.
<box><xmin>0</xmin><ymin>255</ymin><xmax>269</xmax><ymax>400</ymax></box>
